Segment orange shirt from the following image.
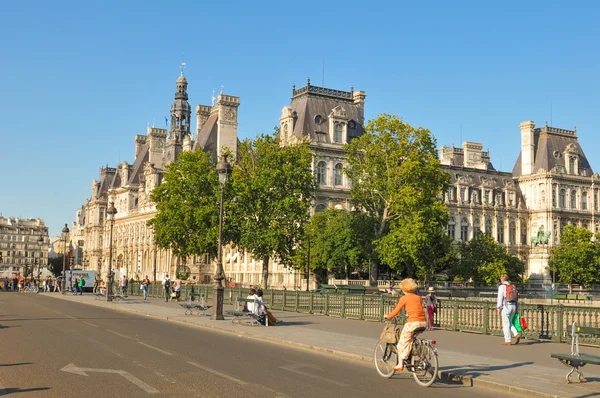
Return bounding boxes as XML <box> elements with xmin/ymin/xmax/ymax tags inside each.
<box><xmin>386</xmin><ymin>292</ymin><xmax>427</xmax><ymax>323</ymax></box>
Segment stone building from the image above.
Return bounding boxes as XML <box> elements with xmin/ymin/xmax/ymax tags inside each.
<box><xmin>441</xmin><ymin>121</ymin><xmax>599</xmax><ymax>281</ymax></box>
<box><xmin>0</xmin><ymin>216</ymin><xmax>49</xmax><ymax>278</ymax></box>
<box><xmin>220</xmin><ymin>81</ymin><xmax>367</xmax><ymax>289</ymax></box>
<box><xmin>80</xmin><ymin>70</ymin><xmax>239</xmax><ymax>283</ymax></box>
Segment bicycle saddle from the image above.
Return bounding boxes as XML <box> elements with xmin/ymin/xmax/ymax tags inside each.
<box><xmin>414</xmin><ymin>327</ymin><xmax>426</xmax><ymax>334</ymax></box>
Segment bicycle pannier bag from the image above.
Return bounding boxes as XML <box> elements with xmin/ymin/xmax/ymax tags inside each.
<box><xmin>380</xmin><ymin>323</ymin><xmax>400</xmax><ymax>344</ymax></box>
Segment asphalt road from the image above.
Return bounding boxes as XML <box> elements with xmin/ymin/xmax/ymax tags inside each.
<box><xmin>0</xmin><ymin>292</ymin><xmax>503</xmax><ymax>397</ymax></box>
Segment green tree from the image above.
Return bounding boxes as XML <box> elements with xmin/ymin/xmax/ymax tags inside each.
<box><xmin>230</xmin><ymin>134</ymin><xmax>317</xmax><ymax>289</ymax></box>
<box><xmin>456</xmin><ymin>231</ymin><xmax>524</xmax><ymax>285</ymax></box>
<box><xmin>345</xmin><ymin>114</ymin><xmax>449</xmax><ymax>279</ymax></box>
<box><xmin>295</xmin><ymin>209</ymin><xmax>375</xmax><ymax>282</ymax></box>
<box><xmin>549</xmin><ymin>225</ymin><xmax>600</xmax><ymax>292</ymax></box>
<box><xmin>48</xmin><ymin>256</ymin><xmax>64</xmax><ymax>277</ymax></box>
<box><xmin>147</xmin><ymin>150</ymin><xmax>222</xmax><ymax>261</ymax></box>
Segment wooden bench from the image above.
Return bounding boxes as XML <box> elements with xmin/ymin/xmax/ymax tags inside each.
<box><xmin>180</xmin><ymin>293</ymin><xmax>210</xmax><ymax>316</ymax></box>
<box><xmin>225</xmin><ymin>297</ymin><xmax>268</xmax><ymax>327</ymax></box>
<box><xmin>554</xmin><ymin>294</ymin><xmax>593</xmax><ymax>303</ymax></box>
<box><xmin>550</xmin><ymin>323</ymin><xmax>600</xmax><ymax>383</ymax></box>
<box><xmin>478</xmin><ymin>292</ymin><xmax>497</xmax><ymax>298</ymax></box>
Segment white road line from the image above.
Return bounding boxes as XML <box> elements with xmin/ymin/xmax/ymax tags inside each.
<box><xmin>65</xmin><ymin>315</ymin><xmax>77</xmax><ymax>320</ymax></box>
<box><xmin>106</xmin><ymin>329</ymin><xmax>131</xmax><ymax>339</ymax></box>
<box><xmin>187</xmin><ymin>361</ymin><xmax>247</xmax><ymax>385</ymax></box>
<box><xmin>138</xmin><ymin>342</ymin><xmax>173</xmax><ymax>356</ymax></box>
<box><xmin>279</xmin><ymin>364</ymin><xmax>348</xmax><ymax>387</ymax></box>
<box><xmin>82</xmin><ymin>321</ymin><xmax>99</xmax><ymax>328</ymax></box>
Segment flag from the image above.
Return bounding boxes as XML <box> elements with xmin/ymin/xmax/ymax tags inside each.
<box><xmin>164</xmin><ymin>116</ymin><xmax>168</xmax><ymax>127</ymax></box>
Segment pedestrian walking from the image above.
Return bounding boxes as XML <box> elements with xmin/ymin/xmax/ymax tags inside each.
<box><xmin>162</xmin><ymin>275</ymin><xmax>171</xmax><ymax>302</ymax></box>
<box><xmin>3</xmin><ymin>277</ymin><xmax>8</xmax><ymax>291</ymax></box>
<box><xmin>141</xmin><ymin>275</ymin><xmax>150</xmax><ymax>300</ymax></box>
<box><xmin>120</xmin><ymin>276</ymin><xmax>128</xmax><ymax>296</ymax></box>
<box><xmin>425</xmin><ymin>287</ymin><xmax>438</xmax><ymax>330</ymax></box>
<box><xmin>497</xmin><ymin>274</ymin><xmax>519</xmax><ymax>345</ymax></box>
<box><xmin>77</xmin><ymin>277</ymin><xmax>84</xmax><ymax>295</ymax></box>
<box><xmin>173</xmin><ymin>276</ymin><xmax>181</xmax><ymax>301</ymax></box>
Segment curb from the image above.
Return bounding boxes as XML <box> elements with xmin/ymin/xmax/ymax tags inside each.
<box><xmin>44</xmin><ymin>294</ymin><xmax>560</xmax><ymax>398</ymax></box>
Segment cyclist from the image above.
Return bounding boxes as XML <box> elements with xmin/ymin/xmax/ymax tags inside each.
<box><xmin>384</xmin><ymin>278</ymin><xmax>427</xmax><ymax>371</ymax></box>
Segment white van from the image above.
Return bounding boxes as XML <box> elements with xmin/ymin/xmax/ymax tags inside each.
<box><xmin>65</xmin><ymin>270</ymin><xmax>97</xmax><ymax>292</ymax></box>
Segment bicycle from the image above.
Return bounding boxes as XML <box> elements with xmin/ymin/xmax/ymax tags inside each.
<box><xmin>374</xmin><ymin>315</ymin><xmax>439</xmax><ymax>387</ymax></box>
<box><xmin>23</xmin><ymin>285</ymin><xmax>39</xmax><ymax>293</ymax></box>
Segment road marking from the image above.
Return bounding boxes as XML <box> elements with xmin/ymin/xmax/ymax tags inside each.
<box><xmin>65</xmin><ymin>315</ymin><xmax>77</xmax><ymax>320</ymax></box>
<box><xmin>60</xmin><ymin>363</ymin><xmax>159</xmax><ymax>394</ymax></box>
<box><xmin>106</xmin><ymin>329</ymin><xmax>131</xmax><ymax>339</ymax></box>
<box><xmin>187</xmin><ymin>361</ymin><xmax>247</xmax><ymax>385</ymax></box>
<box><xmin>82</xmin><ymin>321</ymin><xmax>98</xmax><ymax>328</ymax></box>
<box><xmin>279</xmin><ymin>363</ymin><xmax>348</xmax><ymax>387</ymax></box>
<box><xmin>138</xmin><ymin>342</ymin><xmax>173</xmax><ymax>356</ymax></box>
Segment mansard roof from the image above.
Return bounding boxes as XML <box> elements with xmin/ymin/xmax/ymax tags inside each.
<box><xmin>512</xmin><ymin>125</ymin><xmax>593</xmax><ymax>177</ymax></box>
<box><xmin>194</xmin><ymin>112</ymin><xmax>218</xmax><ymax>153</ymax></box>
<box><xmin>288</xmin><ymin>84</ymin><xmax>364</xmax><ymax>141</ymax></box>
<box><xmin>128</xmin><ymin>144</ymin><xmax>149</xmax><ymax>186</ymax></box>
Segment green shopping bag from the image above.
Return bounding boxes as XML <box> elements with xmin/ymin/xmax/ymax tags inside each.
<box><xmin>512</xmin><ymin>312</ymin><xmax>523</xmax><ymax>333</ymax></box>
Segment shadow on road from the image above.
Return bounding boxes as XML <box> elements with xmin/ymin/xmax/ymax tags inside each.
<box><xmin>439</xmin><ymin>361</ymin><xmax>534</xmax><ymax>377</ymax></box>
<box><xmin>0</xmin><ymin>324</ymin><xmax>21</xmax><ymax>329</ymax></box>
<box><xmin>276</xmin><ymin>321</ymin><xmax>315</xmax><ymax>326</ymax></box>
<box><xmin>0</xmin><ymin>387</ymin><xmax>50</xmax><ymax>395</ymax></box>
<box><xmin>0</xmin><ymin>363</ymin><xmax>32</xmax><ymax>367</ymax></box>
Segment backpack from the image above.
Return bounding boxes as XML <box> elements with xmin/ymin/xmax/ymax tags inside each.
<box><xmin>165</xmin><ymin>279</ymin><xmax>171</xmax><ymax>289</ymax></box>
<box><xmin>80</xmin><ymin>278</ymin><xmax>85</xmax><ymax>286</ymax></box>
<box><xmin>505</xmin><ymin>283</ymin><xmax>519</xmax><ymax>303</ymax></box>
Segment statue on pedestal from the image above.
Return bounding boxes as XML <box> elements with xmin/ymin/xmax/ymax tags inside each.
<box><xmin>531</xmin><ymin>226</ymin><xmax>551</xmax><ymax>247</ymax></box>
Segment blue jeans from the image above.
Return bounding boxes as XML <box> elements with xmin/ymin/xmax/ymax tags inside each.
<box><xmin>502</xmin><ymin>303</ymin><xmax>517</xmax><ymax>342</ymax></box>
<box><xmin>142</xmin><ymin>286</ymin><xmax>148</xmax><ymax>300</ymax></box>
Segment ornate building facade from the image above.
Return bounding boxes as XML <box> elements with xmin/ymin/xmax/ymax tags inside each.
<box><xmin>0</xmin><ymin>217</ymin><xmax>49</xmax><ymax>278</ymax></box>
<box><xmin>80</xmin><ymin>70</ymin><xmax>240</xmax><ymax>283</ymax></box>
<box><xmin>441</xmin><ymin>121</ymin><xmax>599</xmax><ymax>280</ymax></box>
<box><xmin>220</xmin><ymin>81</ymin><xmax>368</xmax><ymax>289</ymax></box>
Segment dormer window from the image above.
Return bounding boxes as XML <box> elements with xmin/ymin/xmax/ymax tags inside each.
<box><xmin>334</xmin><ymin>124</ymin><xmax>342</xmax><ymax>143</ymax></box>
<box><xmin>314</xmin><ymin>115</ymin><xmax>323</xmax><ymax>125</ymax></box>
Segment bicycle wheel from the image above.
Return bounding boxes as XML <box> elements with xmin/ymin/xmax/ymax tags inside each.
<box><xmin>374</xmin><ymin>340</ymin><xmax>398</xmax><ymax>378</ymax></box>
<box><xmin>411</xmin><ymin>342</ymin><xmax>438</xmax><ymax>387</ymax></box>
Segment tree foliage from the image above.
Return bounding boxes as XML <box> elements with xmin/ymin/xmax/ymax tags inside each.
<box><xmin>456</xmin><ymin>232</ymin><xmax>524</xmax><ymax>285</ymax></box>
<box><xmin>344</xmin><ymin>114</ymin><xmax>449</xmax><ymax>278</ymax></box>
<box><xmin>147</xmin><ymin>150</ymin><xmax>222</xmax><ymax>261</ymax></box>
<box><xmin>295</xmin><ymin>209</ymin><xmax>375</xmax><ymax>281</ymax></box>
<box><xmin>549</xmin><ymin>225</ymin><xmax>600</xmax><ymax>291</ymax></box>
<box><xmin>230</xmin><ymin>134</ymin><xmax>317</xmax><ymax>289</ymax></box>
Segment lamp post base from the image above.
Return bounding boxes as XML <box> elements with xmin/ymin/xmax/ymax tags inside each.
<box><xmin>212</xmin><ymin>284</ymin><xmax>224</xmax><ymax>320</ymax></box>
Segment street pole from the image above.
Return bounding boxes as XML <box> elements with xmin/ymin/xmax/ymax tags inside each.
<box><xmin>106</xmin><ymin>201</ymin><xmax>117</xmax><ymax>302</ymax></box>
<box><xmin>306</xmin><ymin>235</ymin><xmax>310</xmax><ymax>292</ymax></box>
<box><xmin>61</xmin><ymin>224</ymin><xmax>69</xmax><ymax>293</ymax></box>
<box><xmin>212</xmin><ymin>155</ymin><xmax>231</xmax><ymax>320</ymax></box>
<box><xmin>153</xmin><ymin>241</ymin><xmax>157</xmax><ymax>284</ymax></box>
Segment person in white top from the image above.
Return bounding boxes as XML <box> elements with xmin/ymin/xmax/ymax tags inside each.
<box><xmin>496</xmin><ymin>274</ymin><xmax>518</xmax><ymax>345</ymax></box>
<box><xmin>246</xmin><ymin>289</ymin><xmax>260</xmax><ymax>314</ymax></box>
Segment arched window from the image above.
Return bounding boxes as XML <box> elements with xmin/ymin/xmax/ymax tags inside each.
<box><xmin>334</xmin><ymin>124</ymin><xmax>342</xmax><ymax>143</ymax></box>
<box><xmin>570</xmin><ymin>190</ymin><xmax>577</xmax><ymax>209</ymax></box>
<box><xmin>460</xmin><ymin>218</ymin><xmax>468</xmax><ymax>241</ymax></box>
<box><xmin>570</xmin><ymin>157</ymin><xmax>576</xmax><ymax>174</ymax></box>
<box><xmin>316</xmin><ymin>161</ymin><xmax>326</xmax><ymax>185</ymax></box>
<box><xmin>582</xmin><ymin>191</ymin><xmax>588</xmax><ymax>210</ymax></box>
<box><xmin>473</xmin><ymin>218</ymin><xmax>480</xmax><ymax>236</ymax></box>
<box><xmin>509</xmin><ymin>221</ymin><xmax>516</xmax><ymax>244</ymax></box>
<box><xmin>552</xmin><ymin>188</ymin><xmax>557</xmax><ymax>207</ymax></box>
<box><xmin>497</xmin><ymin>219</ymin><xmax>504</xmax><ymax>244</ymax></box>
<box><xmin>447</xmin><ymin>217</ymin><xmax>456</xmax><ymax>238</ymax></box>
<box><xmin>334</xmin><ymin>163</ymin><xmax>343</xmax><ymax>186</ymax></box>
<box><xmin>485</xmin><ymin>218</ymin><xmax>492</xmax><ymax>236</ymax></box>
<box><xmin>559</xmin><ymin>189</ymin><xmax>566</xmax><ymax>208</ymax></box>
<box><xmin>315</xmin><ymin>204</ymin><xmax>326</xmax><ymax>212</ymax></box>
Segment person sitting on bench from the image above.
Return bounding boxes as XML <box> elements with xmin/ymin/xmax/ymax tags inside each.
<box><xmin>257</xmin><ymin>289</ymin><xmax>280</xmax><ymax>326</ymax></box>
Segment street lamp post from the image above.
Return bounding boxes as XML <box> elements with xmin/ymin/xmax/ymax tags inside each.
<box><xmin>306</xmin><ymin>235</ymin><xmax>310</xmax><ymax>292</ymax></box>
<box><xmin>61</xmin><ymin>224</ymin><xmax>70</xmax><ymax>293</ymax></box>
<box><xmin>212</xmin><ymin>155</ymin><xmax>232</xmax><ymax>320</ymax></box>
<box><xmin>37</xmin><ymin>236</ymin><xmax>43</xmax><ymax>290</ymax></box>
<box><xmin>106</xmin><ymin>201</ymin><xmax>117</xmax><ymax>302</ymax></box>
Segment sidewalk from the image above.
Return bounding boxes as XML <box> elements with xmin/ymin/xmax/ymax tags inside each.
<box><xmin>44</xmin><ymin>293</ymin><xmax>600</xmax><ymax>398</ymax></box>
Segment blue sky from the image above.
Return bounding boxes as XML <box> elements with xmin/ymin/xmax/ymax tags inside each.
<box><xmin>1</xmin><ymin>0</ymin><xmax>599</xmax><ymax>236</ymax></box>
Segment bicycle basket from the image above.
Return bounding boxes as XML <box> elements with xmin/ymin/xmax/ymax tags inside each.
<box><xmin>380</xmin><ymin>322</ymin><xmax>401</xmax><ymax>344</ymax></box>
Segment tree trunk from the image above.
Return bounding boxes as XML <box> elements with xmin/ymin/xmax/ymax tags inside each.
<box><xmin>261</xmin><ymin>256</ymin><xmax>270</xmax><ymax>290</ymax></box>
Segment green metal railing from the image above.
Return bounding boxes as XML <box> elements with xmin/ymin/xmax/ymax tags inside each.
<box><xmin>125</xmin><ymin>283</ymin><xmax>600</xmax><ymax>345</ymax></box>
